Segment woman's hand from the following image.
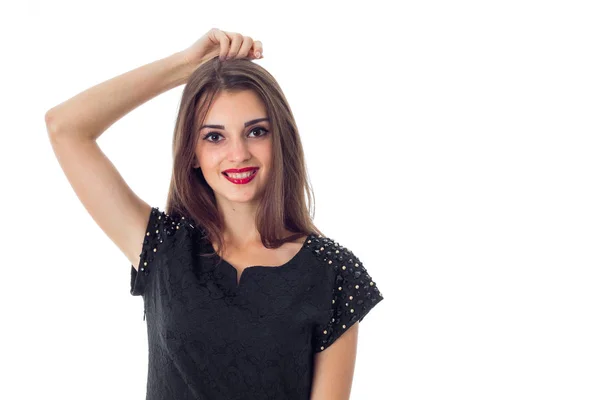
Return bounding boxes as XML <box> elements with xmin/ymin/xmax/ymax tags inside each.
<box><xmin>180</xmin><ymin>28</ymin><xmax>263</xmax><ymax>67</ymax></box>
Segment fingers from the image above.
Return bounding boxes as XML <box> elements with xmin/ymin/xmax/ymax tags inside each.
<box><xmin>219</xmin><ymin>30</ymin><xmax>263</xmax><ymax>61</ymax></box>
<box><xmin>224</xmin><ymin>32</ymin><xmax>244</xmax><ymax>60</ymax></box>
<box><xmin>237</xmin><ymin>36</ymin><xmax>255</xmax><ymax>59</ymax></box>
<box><xmin>214</xmin><ymin>29</ymin><xmax>231</xmax><ymax>61</ymax></box>
<box><xmin>251</xmin><ymin>41</ymin><xmax>263</xmax><ymax>59</ymax></box>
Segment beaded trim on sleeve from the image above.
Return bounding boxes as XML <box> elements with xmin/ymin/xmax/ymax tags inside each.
<box><xmin>306</xmin><ymin>234</ymin><xmax>383</xmax><ymax>352</ymax></box>
<box><xmin>138</xmin><ymin>207</ymin><xmax>191</xmax><ymax>276</ymax></box>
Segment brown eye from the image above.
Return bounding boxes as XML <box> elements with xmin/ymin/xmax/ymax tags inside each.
<box><xmin>249</xmin><ymin>127</ymin><xmax>269</xmax><ymax>137</ymax></box>
<box><xmin>203</xmin><ymin>132</ymin><xmax>223</xmax><ymax>143</ymax></box>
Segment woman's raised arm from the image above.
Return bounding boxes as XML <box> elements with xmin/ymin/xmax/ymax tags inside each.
<box><xmin>45</xmin><ymin>50</ymin><xmax>195</xmax><ymax>269</ymax></box>
<box><xmin>44</xmin><ymin>28</ymin><xmax>263</xmax><ymax>270</ymax></box>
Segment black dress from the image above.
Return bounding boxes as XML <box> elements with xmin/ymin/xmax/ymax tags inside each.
<box><xmin>130</xmin><ymin>206</ymin><xmax>384</xmax><ymax>400</ymax></box>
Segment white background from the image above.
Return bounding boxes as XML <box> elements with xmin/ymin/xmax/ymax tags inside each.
<box><xmin>2</xmin><ymin>0</ymin><xmax>599</xmax><ymax>399</ymax></box>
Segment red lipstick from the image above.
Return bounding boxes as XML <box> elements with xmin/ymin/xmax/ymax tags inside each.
<box><xmin>222</xmin><ymin>167</ymin><xmax>259</xmax><ymax>185</ymax></box>
<box><xmin>223</xmin><ymin>167</ymin><xmax>259</xmax><ymax>173</ymax></box>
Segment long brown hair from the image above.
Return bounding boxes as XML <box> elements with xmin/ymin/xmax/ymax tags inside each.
<box><xmin>164</xmin><ymin>57</ymin><xmax>324</xmax><ymax>260</ymax></box>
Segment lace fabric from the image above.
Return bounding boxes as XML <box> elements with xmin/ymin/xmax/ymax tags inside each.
<box><xmin>129</xmin><ymin>206</ymin><xmax>384</xmax><ymax>399</ymax></box>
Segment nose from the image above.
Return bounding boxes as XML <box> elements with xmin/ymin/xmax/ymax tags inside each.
<box><xmin>228</xmin><ymin>136</ymin><xmax>252</xmax><ymax>163</ymax></box>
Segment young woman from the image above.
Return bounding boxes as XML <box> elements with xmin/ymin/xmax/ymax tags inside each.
<box><xmin>46</xmin><ymin>28</ymin><xmax>384</xmax><ymax>400</ymax></box>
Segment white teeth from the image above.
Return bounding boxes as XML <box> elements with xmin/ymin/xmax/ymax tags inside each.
<box><xmin>226</xmin><ymin>170</ymin><xmax>256</xmax><ymax>179</ymax></box>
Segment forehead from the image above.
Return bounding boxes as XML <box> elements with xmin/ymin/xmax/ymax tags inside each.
<box><xmin>203</xmin><ymin>90</ymin><xmax>267</xmax><ymax>123</ymax></box>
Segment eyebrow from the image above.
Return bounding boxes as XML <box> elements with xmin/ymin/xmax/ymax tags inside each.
<box><xmin>199</xmin><ymin>117</ymin><xmax>270</xmax><ymax>130</ymax></box>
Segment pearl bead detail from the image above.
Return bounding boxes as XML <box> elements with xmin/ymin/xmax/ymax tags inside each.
<box><xmin>133</xmin><ymin>207</ymin><xmax>189</xmax><ymax>277</ymax></box>
<box><xmin>307</xmin><ymin>234</ymin><xmax>384</xmax><ymax>353</ymax></box>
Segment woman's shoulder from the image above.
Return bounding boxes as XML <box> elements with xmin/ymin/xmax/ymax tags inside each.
<box><xmin>304</xmin><ymin>233</ymin><xmax>363</xmax><ymax>267</ymax></box>
<box><xmin>150</xmin><ymin>207</ymin><xmax>209</xmax><ymax>236</ymax></box>
<box><xmin>150</xmin><ymin>206</ymin><xmax>197</xmax><ymax>233</ymax></box>
<box><xmin>142</xmin><ymin>206</ymin><xmax>209</xmax><ymax>258</ymax></box>
<box><xmin>305</xmin><ymin>232</ymin><xmax>382</xmax><ymax>293</ymax></box>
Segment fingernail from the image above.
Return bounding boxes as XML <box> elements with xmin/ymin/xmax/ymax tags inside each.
<box><xmin>255</xmin><ymin>51</ymin><xmax>261</xmax><ymax>58</ymax></box>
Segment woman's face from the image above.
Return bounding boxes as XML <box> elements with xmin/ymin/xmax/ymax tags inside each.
<box><xmin>194</xmin><ymin>90</ymin><xmax>272</xmax><ymax>206</ymax></box>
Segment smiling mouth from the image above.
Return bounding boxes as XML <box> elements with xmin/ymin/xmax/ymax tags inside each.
<box><xmin>223</xmin><ymin>170</ymin><xmax>258</xmax><ymax>179</ymax></box>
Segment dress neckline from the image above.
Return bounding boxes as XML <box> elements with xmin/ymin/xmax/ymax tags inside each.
<box><xmin>209</xmin><ymin>233</ymin><xmax>314</xmax><ymax>290</ymax></box>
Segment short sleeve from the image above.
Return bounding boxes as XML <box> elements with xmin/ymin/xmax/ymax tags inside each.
<box><xmin>314</xmin><ymin>245</ymin><xmax>384</xmax><ymax>353</ymax></box>
<box><xmin>130</xmin><ymin>206</ymin><xmax>179</xmax><ymax>296</ymax></box>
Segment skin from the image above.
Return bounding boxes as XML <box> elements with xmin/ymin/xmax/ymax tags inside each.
<box><xmin>192</xmin><ymin>89</ymin><xmax>302</xmax><ymax>259</ymax></box>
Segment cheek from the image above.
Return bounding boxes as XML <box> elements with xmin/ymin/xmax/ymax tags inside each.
<box><xmin>197</xmin><ymin>148</ymin><xmax>221</xmax><ymax>169</ymax></box>
<box><xmin>254</xmin><ymin>141</ymin><xmax>273</xmax><ymax>162</ymax></box>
